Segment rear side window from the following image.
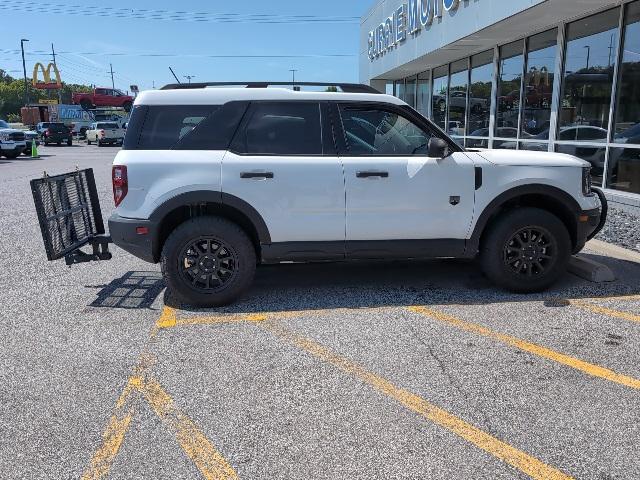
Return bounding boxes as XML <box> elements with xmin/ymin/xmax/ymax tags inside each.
<box><xmin>232</xmin><ymin>102</ymin><xmax>322</xmax><ymax>155</ymax></box>
<box><xmin>97</xmin><ymin>123</ymin><xmax>119</xmax><ymax>129</ymax></box>
<box><xmin>137</xmin><ymin>105</ymin><xmax>217</xmax><ymax>150</ymax></box>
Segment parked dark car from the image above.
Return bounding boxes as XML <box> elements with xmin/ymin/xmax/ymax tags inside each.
<box><xmin>41</xmin><ymin>123</ymin><xmax>73</xmax><ymax>146</ymax></box>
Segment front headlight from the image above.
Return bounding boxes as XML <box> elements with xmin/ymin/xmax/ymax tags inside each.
<box><xmin>582</xmin><ymin>167</ymin><xmax>594</xmax><ymax>196</ymax></box>
<box><xmin>0</xmin><ymin>134</ymin><xmax>9</xmax><ymax>142</ymax></box>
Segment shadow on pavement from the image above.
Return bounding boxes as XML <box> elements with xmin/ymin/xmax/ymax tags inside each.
<box><xmin>164</xmin><ymin>255</ymin><xmax>640</xmax><ymax>315</ymax></box>
<box><xmin>88</xmin><ymin>271</ymin><xmax>165</xmax><ymax>309</ymax></box>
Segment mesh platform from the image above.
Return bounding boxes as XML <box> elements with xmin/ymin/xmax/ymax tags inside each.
<box><xmin>31</xmin><ymin>169</ymin><xmax>105</xmax><ymax>261</ymax></box>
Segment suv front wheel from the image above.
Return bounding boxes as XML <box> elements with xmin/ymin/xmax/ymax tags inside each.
<box><xmin>480</xmin><ymin>208</ymin><xmax>571</xmax><ymax>293</ymax></box>
<box><xmin>161</xmin><ymin>216</ymin><xmax>256</xmax><ymax>306</ymax></box>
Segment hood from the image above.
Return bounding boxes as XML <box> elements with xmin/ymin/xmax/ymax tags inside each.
<box><xmin>476</xmin><ymin>149</ymin><xmax>589</xmax><ymax>168</ymax></box>
<box><xmin>0</xmin><ymin>128</ymin><xmax>24</xmax><ymax>134</ymax></box>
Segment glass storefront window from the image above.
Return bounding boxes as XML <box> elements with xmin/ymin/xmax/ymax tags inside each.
<box><xmin>521</xmin><ymin>29</ymin><xmax>557</xmax><ymax>138</ymax></box>
<box><xmin>495</xmin><ymin>41</ymin><xmax>524</xmax><ymax>139</ymax></box>
<box><xmin>555</xmin><ymin>143</ymin><xmax>607</xmax><ymax>186</ymax></box>
<box><xmin>416</xmin><ymin>74</ymin><xmax>430</xmax><ymax>118</ymax></box>
<box><xmin>607</xmin><ymin>147</ymin><xmax>640</xmax><ymax>194</ymax></box>
<box><xmin>448</xmin><ymin>59</ymin><xmax>468</xmax><ymax>138</ymax></box>
<box><xmin>396</xmin><ymin>80</ymin><xmax>406</xmax><ymax>103</ymax></box>
<box><xmin>432</xmin><ymin>66</ymin><xmax>448</xmax><ymax>130</ymax></box>
<box><xmin>468</xmin><ymin>50</ymin><xmax>494</xmax><ymax>142</ymax></box>
<box><xmin>614</xmin><ymin>2</ymin><xmax>640</xmax><ymax>146</ymax></box>
<box><xmin>405</xmin><ymin>77</ymin><xmax>417</xmax><ymax>109</ymax></box>
<box><xmin>385</xmin><ymin>82</ymin><xmax>394</xmax><ymax>95</ymax></box>
<box><xmin>559</xmin><ymin>9</ymin><xmax>619</xmax><ymax>140</ymax></box>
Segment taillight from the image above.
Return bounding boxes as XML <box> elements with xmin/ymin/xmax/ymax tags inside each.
<box><xmin>112</xmin><ymin>165</ymin><xmax>128</xmax><ymax>207</ymax></box>
<box><xmin>46</xmin><ymin>129</ymin><xmax>52</xmax><ymax>136</ymax></box>
<box><xmin>100</xmin><ymin>129</ymin><xmax>105</xmax><ymax>138</ymax></box>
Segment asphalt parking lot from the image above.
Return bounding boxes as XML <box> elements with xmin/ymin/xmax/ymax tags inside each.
<box><xmin>1</xmin><ymin>144</ymin><xmax>640</xmax><ymax>480</ymax></box>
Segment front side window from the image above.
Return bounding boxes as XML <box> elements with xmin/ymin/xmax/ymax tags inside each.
<box><xmin>339</xmin><ymin>106</ymin><xmax>434</xmax><ymax>156</ymax></box>
<box><xmin>233</xmin><ymin>102</ymin><xmax>322</xmax><ymax>155</ymax></box>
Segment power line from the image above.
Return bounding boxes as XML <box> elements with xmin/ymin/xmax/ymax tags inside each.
<box><xmin>0</xmin><ymin>1</ymin><xmax>359</xmax><ymax>24</ymax></box>
<box><xmin>0</xmin><ymin>48</ymin><xmax>355</xmax><ymax>60</ymax></box>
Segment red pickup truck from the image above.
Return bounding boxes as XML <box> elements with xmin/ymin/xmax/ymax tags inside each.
<box><xmin>72</xmin><ymin>88</ymin><xmax>134</xmax><ymax>112</ymax></box>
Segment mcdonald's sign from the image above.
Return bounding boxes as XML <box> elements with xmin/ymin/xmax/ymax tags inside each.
<box><xmin>32</xmin><ymin>62</ymin><xmax>62</xmax><ymax>90</ymax></box>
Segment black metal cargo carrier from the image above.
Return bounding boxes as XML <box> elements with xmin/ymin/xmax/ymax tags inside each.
<box><xmin>31</xmin><ymin>168</ymin><xmax>112</xmax><ymax>265</ymax></box>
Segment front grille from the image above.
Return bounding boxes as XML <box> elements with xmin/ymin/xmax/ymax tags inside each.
<box><xmin>31</xmin><ymin>169</ymin><xmax>105</xmax><ymax>261</ymax></box>
<box><xmin>9</xmin><ymin>132</ymin><xmax>25</xmax><ymax>141</ymax></box>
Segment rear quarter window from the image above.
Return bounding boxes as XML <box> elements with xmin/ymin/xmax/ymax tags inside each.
<box><xmin>124</xmin><ymin>102</ymin><xmax>247</xmax><ymax>151</ymax></box>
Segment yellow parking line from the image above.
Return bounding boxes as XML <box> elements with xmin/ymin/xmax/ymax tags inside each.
<box><xmin>81</xmin><ymin>376</ymin><xmax>139</xmax><ymax>480</ymax></box>
<box><xmin>259</xmin><ymin>321</ymin><xmax>572</xmax><ymax>480</ymax></box>
<box><xmin>139</xmin><ymin>377</ymin><xmax>239</xmax><ymax>480</ymax></box>
<box><xmin>569</xmin><ymin>300</ymin><xmax>640</xmax><ymax>324</ymax></box>
<box><xmin>408</xmin><ymin>306</ymin><xmax>640</xmax><ymax>391</ymax></box>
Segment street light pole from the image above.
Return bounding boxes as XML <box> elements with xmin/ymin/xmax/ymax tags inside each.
<box><xmin>20</xmin><ymin>38</ymin><xmax>29</xmax><ymax>107</ymax></box>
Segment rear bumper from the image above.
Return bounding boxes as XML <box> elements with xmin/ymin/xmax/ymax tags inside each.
<box><xmin>108</xmin><ymin>214</ymin><xmax>158</xmax><ymax>263</ymax></box>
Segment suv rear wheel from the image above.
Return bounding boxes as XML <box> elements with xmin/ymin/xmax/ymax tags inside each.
<box><xmin>480</xmin><ymin>208</ymin><xmax>571</xmax><ymax>293</ymax></box>
<box><xmin>161</xmin><ymin>216</ymin><xmax>256</xmax><ymax>306</ymax></box>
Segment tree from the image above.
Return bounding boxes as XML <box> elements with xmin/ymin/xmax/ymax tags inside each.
<box><xmin>0</xmin><ymin>68</ymin><xmax>93</xmax><ymax>119</ymax></box>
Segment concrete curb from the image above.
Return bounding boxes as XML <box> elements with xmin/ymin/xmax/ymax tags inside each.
<box><xmin>568</xmin><ymin>256</ymin><xmax>616</xmax><ymax>283</ymax></box>
<box><xmin>586</xmin><ymin>239</ymin><xmax>640</xmax><ymax>264</ymax></box>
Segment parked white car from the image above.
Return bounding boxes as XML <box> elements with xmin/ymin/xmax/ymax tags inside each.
<box><xmin>86</xmin><ymin>122</ymin><xmax>125</xmax><ymax>146</ymax></box>
<box><xmin>107</xmin><ymin>82</ymin><xmax>605</xmax><ymax>306</ymax></box>
<box><xmin>0</xmin><ymin>120</ymin><xmax>27</xmax><ymax>159</ymax></box>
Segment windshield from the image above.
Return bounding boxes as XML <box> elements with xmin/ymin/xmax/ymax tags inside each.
<box><xmin>49</xmin><ymin>123</ymin><xmax>68</xmax><ymax>132</ymax></box>
<box><xmin>0</xmin><ymin>120</ymin><xmax>9</xmax><ymax>128</ymax></box>
<box><xmin>97</xmin><ymin>123</ymin><xmax>119</xmax><ymax>129</ymax></box>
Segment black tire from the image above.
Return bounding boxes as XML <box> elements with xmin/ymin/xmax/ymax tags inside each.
<box><xmin>122</xmin><ymin>101</ymin><xmax>133</xmax><ymax>112</ymax></box>
<box><xmin>80</xmin><ymin>99</ymin><xmax>93</xmax><ymax>110</ymax></box>
<box><xmin>98</xmin><ymin>141</ymin><xmax>103</xmax><ymax>147</ymax></box>
<box><xmin>57</xmin><ymin>141</ymin><xmax>61</xmax><ymax>146</ymax></box>
<box><xmin>161</xmin><ymin>216</ymin><xmax>256</xmax><ymax>307</ymax></box>
<box><xmin>67</xmin><ymin>139</ymin><xmax>72</xmax><ymax>146</ymax></box>
<box><xmin>480</xmin><ymin>208</ymin><xmax>571</xmax><ymax>293</ymax></box>
<box><xmin>87</xmin><ymin>138</ymin><xmax>91</xmax><ymax>145</ymax></box>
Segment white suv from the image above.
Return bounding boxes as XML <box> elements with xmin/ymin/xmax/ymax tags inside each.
<box><xmin>108</xmin><ymin>82</ymin><xmax>605</xmax><ymax>306</ymax></box>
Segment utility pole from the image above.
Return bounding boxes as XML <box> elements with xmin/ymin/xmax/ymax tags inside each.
<box><xmin>184</xmin><ymin>75</ymin><xmax>195</xmax><ymax>84</ymax></box>
<box><xmin>109</xmin><ymin>63</ymin><xmax>115</xmax><ymax>90</ymax></box>
<box><xmin>289</xmin><ymin>69</ymin><xmax>298</xmax><ymax>90</ymax></box>
<box><xmin>51</xmin><ymin>43</ymin><xmax>62</xmax><ymax>104</ymax></box>
<box><xmin>20</xmin><ymin>38</ymin><xmax>29</xmax><ymax>107</ymax></box>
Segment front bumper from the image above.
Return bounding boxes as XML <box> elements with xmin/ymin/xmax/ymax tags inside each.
<box><xmin>0</xmin><ymin>142</ymin><xmax>26</xmax><ymax>152</ymax></box>
<box><xmin>574</xmin><ymin>189</ymin><xmax>608</xmax><ymax>253</ymax></box>
<box><xmin>108</xmin><ymin>214</ymin><xmax>158</xmax><ymax>263</ymax></box>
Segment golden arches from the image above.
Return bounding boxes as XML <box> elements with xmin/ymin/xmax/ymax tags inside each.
<box><xmin>32</xmin><ymin>62</ymin><xmax>62</xmax><ymax>89</ymax></box>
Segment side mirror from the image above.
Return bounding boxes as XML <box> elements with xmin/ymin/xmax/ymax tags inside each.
<box><xmin>428</xmin><ymin>137</ymin><xmax>449</xmax><ymax>158</ymax></box>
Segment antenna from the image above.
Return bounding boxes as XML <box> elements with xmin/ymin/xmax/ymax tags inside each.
<box><xmin>169</xmin><ymin>67</ymin><xmax>181</xmax><ymax>84</ymax></box>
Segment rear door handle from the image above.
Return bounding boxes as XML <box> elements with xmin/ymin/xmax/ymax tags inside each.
<box><xmin>240</xmin><ymin>172</ymin><xmax>274</xmax><ymax>179</ymax></box>
<box><xmin>356</xmin><ymin>171</ymin><xmax>389</xmax><ymax>178</ymax></box>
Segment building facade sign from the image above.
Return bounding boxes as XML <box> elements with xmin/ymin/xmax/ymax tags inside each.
<box><xmin>368</xmin><ymin>0</ymin><xmax>460</xmax><ymax>61</ymax></box>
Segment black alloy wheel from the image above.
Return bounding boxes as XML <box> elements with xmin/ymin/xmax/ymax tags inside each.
<box><xmin>178</xmin><ymin>237</ymin><xmax>238</xmax><ymax>294</ymax></box>
<box><xmin>503</xmin><ymin>227</ymin><xmax>556</xmax><ymax>278</ymax></box>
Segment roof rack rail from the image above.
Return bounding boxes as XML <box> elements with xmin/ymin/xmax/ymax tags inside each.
<box><xmin>160</xmin><ymin>82</ymin><xmax>381</xmax><ymax>94</ymax></box>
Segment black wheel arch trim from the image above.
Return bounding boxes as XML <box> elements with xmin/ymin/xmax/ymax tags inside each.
<box><xmin>466</xmin><ymin>184</ymin><xmax>582</xmax><ymax>256</ymax></box>
<box><xmin>587</xmin><ymin>187</ymin><xmax>608</xmax><ymax>241</ymax></box>
<box><xmin>149</xmin><ymin>190</ymin><xmax>272</xmax><ymax>244</ymax></box>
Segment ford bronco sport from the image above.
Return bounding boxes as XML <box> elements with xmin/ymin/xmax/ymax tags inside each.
<box><xmin>107</xmin><ymin>82</ymin><xmax>606</xmax><ymax>306</ymax></box>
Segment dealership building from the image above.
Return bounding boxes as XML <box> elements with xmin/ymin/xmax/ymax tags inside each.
<box><xmin>360</xmin><ymin>0</ymin><xmax>640</xmax><ymax>205</ymax></box>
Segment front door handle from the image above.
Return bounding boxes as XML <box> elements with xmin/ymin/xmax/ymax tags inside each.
<box><xmin>240</xmin><ymin>172</ymin><xmax>274</xmax><ymax>179</ymax></box>
<box><xmin>356</xmin><ymin>171</ymin><xmax>389</xmax><ymax>178</ymax></box>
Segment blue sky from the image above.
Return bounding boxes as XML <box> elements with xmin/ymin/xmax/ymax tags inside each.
<box><xmin>1</xmin><ymin>0</ymin><xmax>371</xmax><ymax>92</ymax></box>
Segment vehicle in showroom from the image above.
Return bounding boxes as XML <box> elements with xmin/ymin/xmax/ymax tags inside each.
<box><xmin>31</xmin><ymin>82</ymin><xmax>607</xmax><ymax>307</ymax></box>
<box><xmin>72</xmin><ymin>88</ymin><xmax>134</xmax><ymax>112</ymax></box>
<box><xmin>38</xmin><ymin>122</ymin><xmax>73</xmax><ymax>146</ymax></box>
<box><xmin>86</xmin><ymin>122</ymin><xmax>125</xmax><ymax>146</ymax></box>
<box><xmin>0</xmin><ymin>119</ymin><xmax>26</xmax><ymax>159</ymax></box>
